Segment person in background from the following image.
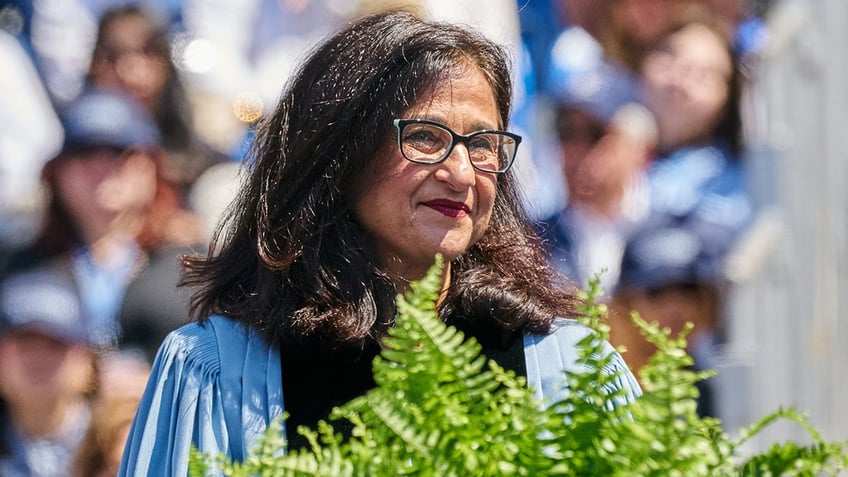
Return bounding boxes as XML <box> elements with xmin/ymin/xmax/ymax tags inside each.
<box><xmin>17</xmin><ymin>0</ymin><xmax>184</xmax><ymax>102</ymax></box>
<box><xmin>86</xmin><ymin>4</ymin><xmax>228</xmax><ymax>195</ymax></box>
<box><xmin>535</xmin><ymin>0</ymin><xmax>690</xmax><ymax>220</ymax></box>
<box><xmin>119</xmin><ymin>11</ymin><xmax>640</xmax><ymax>475</ymax></box>
<box><xmin>0</xmin><ymin>269</ymin><xmax>97</xmax><ymax>477</ymax></box>
<box><xmin>537</xmin><ymin>57</ymin><xmax>656</xmax><ymax>293</ymax></box>
<box><xmin>610</xmin><ymin>213</ymin><xmax>730</xmax><ymax>417</ymax></box>
<box><xmin>640</xmin><ymin>5</ymin><xmax>754</xmax><ymax>252</ymax></box>
<box><xmin>0</xmin><ymin>88</ymin><xmax>202</xmax><ymax>358</ymax></box>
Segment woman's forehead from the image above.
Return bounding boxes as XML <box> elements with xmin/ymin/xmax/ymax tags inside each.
<box><xmin>401</xmin><ymin>65</ymin><xmax>500</xmax><ymax>125</ymax></box>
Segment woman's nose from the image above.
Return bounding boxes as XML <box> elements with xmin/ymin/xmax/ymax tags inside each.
<box><xmin>433</xmin><ymin>143</ymin><xmax>476</xmax><ymax>189</ymax></box>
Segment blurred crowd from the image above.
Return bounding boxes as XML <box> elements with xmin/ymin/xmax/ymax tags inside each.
<box><xmin>0</xmin><ymin>0</ymin><xmax>771</xmax><ymax>475</ymax></box>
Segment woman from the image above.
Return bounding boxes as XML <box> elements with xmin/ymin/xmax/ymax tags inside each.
<box><xmin>640</xmin><ymin>6</ymin><xmax>753</xmax><ymax>242</ymax></box>
<box><xmin>87</xmin><ymin>4</ymin><xmax>227</xmax><ymax>193</ymax></box>
<box><xmin>119</xmin><ymin>11</ymin><xmax>640</xmax><ymax>475</ymax></box>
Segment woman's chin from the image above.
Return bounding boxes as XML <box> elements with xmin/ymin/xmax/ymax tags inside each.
<box><xmin>433</xmin><ymin>240</ymin><xmax>476</xmax><ymax>264</ymax></box>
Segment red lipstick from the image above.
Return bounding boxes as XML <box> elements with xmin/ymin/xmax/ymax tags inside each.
<box><xmin>422</xmin><ymin>199</ymin><xmax>471</xmax><ymax>218</ymax></box>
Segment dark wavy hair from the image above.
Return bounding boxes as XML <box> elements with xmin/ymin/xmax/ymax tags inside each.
<box><xmin>181</xmin><ymin>11</ymin><xmax>578</xmax><ymax>348</ymax></box>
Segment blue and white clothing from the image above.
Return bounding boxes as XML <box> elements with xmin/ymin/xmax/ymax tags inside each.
<box><xmin>0</xmin><ymin>404</ymin><xmax>90</xmax><ymax>477</ymax></box>
<box><xmin>71</xmin><ymin>242</ymin><xmax>142</xmax><ymax>348</ymax></box>
<box><xmin>648</xmin><ymin>143</ymin><xmax>753</xmax><ymax>249</ymax></box>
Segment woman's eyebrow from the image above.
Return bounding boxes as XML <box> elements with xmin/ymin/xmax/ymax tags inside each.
<box><xmin>407</xmin><ymin>115</ymin><xmax>499</xmax><ymax>132</ymax></box>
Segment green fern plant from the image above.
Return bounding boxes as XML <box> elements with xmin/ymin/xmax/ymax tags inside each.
<box><xmin>189</xmin><ymin>256</ymin><xmax>848</xmax><ymax>476</ymax></box>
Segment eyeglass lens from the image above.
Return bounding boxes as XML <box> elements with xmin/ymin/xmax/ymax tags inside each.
<box><xmin>399</xmin><ymin>121</ymin><xmax>517</xmax><ymax>173</ymax></box>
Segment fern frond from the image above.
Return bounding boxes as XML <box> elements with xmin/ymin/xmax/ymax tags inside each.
<box><xmin>186</xmin><ymin>260</ymin><xmax>848</xmax><ymax>477</ymax></box>
<box><xmin>736</xmin><ymin>407</ymin><xmax>848</xmax><ymax>477</ymax></box>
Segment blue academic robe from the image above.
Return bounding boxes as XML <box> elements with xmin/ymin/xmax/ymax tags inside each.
<box><xmin>118</xmin><ymin>315</ymin><xmax>640</xmax><ymax>476</ymax></box>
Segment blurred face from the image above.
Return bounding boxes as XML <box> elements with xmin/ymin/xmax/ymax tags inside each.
<box><xmin>90</xmin><ymin>13</ymin><xmax>169</xmax><ymax>110</ymax></box>
<box><xmin>559</xmin><ymin>110</ymin><xmax>616</xmax><ymax>203</ymax></box>
<box><xmin>610</xmin><ymin>283</ymin><xmax>716</xmax><ymax>375</ymax></box>
<box><xmin>354</xmin><ymin>64</ymin><xmax>500</xmax><ymax>286</ymax></box>
<box><xmin>627</xmin><ymin>284</ymin><xmax>716</xmax><ymax>342</ymax></box>
<box><xmin>641</xmin><ymin>24</ymin><xmax>733</xmax><ymax>152</ymax></box>
<box><xmin>53</xmin><ymin>147</ymin><xmax>157</xmax><ymax>239</ymax></box>
<box><xmin>557</xmin><ymin>109</ymin><xmax>649</xmax><ymax>213</ymax></box>
<box><xmin>0</xmin><ymin>330</ymin><xmax>94</xmax><ymax>407</ymax></box>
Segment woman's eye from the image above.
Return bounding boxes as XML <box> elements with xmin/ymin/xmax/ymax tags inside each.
<box><xmin>469</xmin><ymin>136</ymin><xmax>497</xmax><ymax>153</ymax></box>
<box><xmin>406</xmin><ymin>130</ymin><xmax>438</xmax><ymax>143</ymax></box>
<box><xmin>404</xmin><ymin>128</ymin><xmax>446</xmax><ymax>152</ymax></box>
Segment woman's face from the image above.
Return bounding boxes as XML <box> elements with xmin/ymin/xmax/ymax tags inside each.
<box><xmin>90</xmin><ymin>14</ymin><xmax>169</xmax><ymax>110</ymax></box>
<box><xmin>558</xmin><ymin>109</ymin><xmax>648</xmax><ymax>211</ymax></box>
<box><xmin>354</xmin><ymin>64</ymin><xmax>500</xmax><ymax>285</ymax></box>
<box><xmin>610</xmin><ymin>283</ymin><xmax>715</xmax><ymax>374</ymax></box>
<box><xmin>626</xmin><ymin>283</ymin><xmax>716</xmax><ymax>345</ymax></box>
<box><xmin>0</xmin><ymin>330</ymin><xmax>94</xmax><ymax>406</ymax></box>
<box><xmin>641</xmin><ymin>23</ymin><xmax>733</xmax><ymax>152</ymax></box>
<box><xmin>53</xmin><ymin>147</ymin><xmax>158</xmax><ymax>240</ymax></box>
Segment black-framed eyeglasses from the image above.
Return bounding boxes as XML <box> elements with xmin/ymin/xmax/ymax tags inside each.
<box><xmin>393</xmin><ymin>119</ymin><xmax>521</xmax><ymax>174</ymax></box>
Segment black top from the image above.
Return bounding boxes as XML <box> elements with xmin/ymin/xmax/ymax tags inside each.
<box><xmin>280</xmin><ymin>336</ymin><xmax>381</xmax><ymax>450</ymax></box>
<box><xmin>280</xmin><ymin>327</ymin><xmax>527</xmax><ymax>451</ymax></box>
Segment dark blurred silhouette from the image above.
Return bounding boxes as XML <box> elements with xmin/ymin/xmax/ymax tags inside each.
<box><xmin>610</xmin><ymin>213</ymin><xmax>732</xmax><ymax>417</ymax></box>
